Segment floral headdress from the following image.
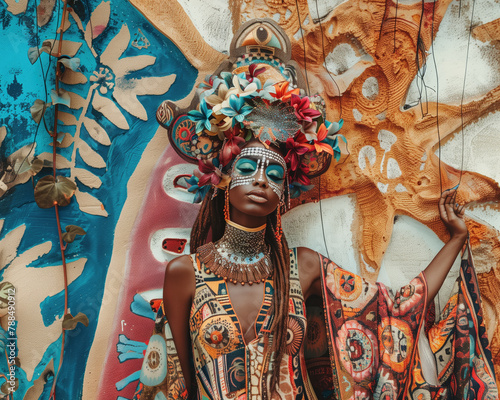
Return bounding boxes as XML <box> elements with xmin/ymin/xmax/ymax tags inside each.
<box><xmin>156</xmin><ymin>19</ymin><xmax>347</xmax><ymax>202</ymax></box>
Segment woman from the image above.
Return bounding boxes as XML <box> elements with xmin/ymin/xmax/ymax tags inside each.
<box><xmin>133</xmin><ymin>68</ymin><xmax>496</xmax><ymax>399</ymax></box>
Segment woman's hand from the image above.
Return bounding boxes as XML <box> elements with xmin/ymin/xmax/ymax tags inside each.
<box><xmin>439</xmin><ymin>189</ymin><xmax>468</xmax><ymax>240</ymax></box>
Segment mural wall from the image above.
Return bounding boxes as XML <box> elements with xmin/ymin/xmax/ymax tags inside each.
<box><xmin>0</xmin><ymin>0</ymin><xmax>499</xmax><ymax>399</ymax></box>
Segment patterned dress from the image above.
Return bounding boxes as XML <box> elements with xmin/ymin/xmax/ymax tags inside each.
<box><xmin>133</xmin><ymin>246</ymin><xmax>497</xmax><ymax>400</ymax></box>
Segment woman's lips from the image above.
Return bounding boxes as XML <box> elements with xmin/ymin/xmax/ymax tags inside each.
<box><xmin>247</xmin><ymin>190</ymin><xmax>268</xmax><ymax>203</ymax></box>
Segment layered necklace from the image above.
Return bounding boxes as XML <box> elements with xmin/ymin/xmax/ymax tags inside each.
<box><xmin>197</xmin><ymin>219</ymin><xmax>272</xmax><ymax>285</ymax></box>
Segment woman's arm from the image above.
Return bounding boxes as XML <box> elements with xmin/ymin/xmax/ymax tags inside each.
<box><xmin>423</xmin><ymin>189</ymin><xmax>467</xmax><ymax>302</ymax></box>
<box><xmin>163</xmin><ymin>255</ymin><xmax>196</xmax><ymax>393</ymax></box>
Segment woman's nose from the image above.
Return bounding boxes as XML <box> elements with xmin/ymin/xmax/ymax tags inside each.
<box><xmin>253</xmin><ymin>169</ymin><xmax>268</xmax><ymax>187</ymax></box>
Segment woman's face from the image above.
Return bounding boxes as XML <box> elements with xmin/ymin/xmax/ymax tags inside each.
<box><xmin>228</xmin><ymin>141</ymin><xmax>286</xmax><ymax>226</ymax></box>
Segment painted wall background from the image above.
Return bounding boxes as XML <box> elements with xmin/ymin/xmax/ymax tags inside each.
<box><xmin>0</xmin><ymin>0</ymin><xmax>499</xmax><ymax>399</ymax></box>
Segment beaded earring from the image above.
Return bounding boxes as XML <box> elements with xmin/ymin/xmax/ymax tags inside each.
<box><xmin>275</xmin><ymin>200</ymin><xmax>284</xmax><ymax>244</ymax></box>
<box><xmin>224</xmin><ymin>189</ymin><xmax>230</xmax><ymax>221</ymax></box>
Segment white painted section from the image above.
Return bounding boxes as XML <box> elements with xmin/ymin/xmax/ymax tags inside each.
<box><xmin>378</xmin><ymin>129</ymin><xmax>397</xmax><ymax>151</ymax></box>
<box><xmin>386</xmin><ymin>157</ymin><xmax>402</xmax><ymax>179</ymax></box>
<box><xmin>377</xmin><ymin>182</ymin><xmax>388</xmax><ymax>193</ymax></box>
<box><xmin>308</xmin><ymin>0</ymin><xmax>348</xmax><ymax>20</ymax></box>
<box><xmin>379</xmin><ymin>215</ymin><xmax>460</xmax><ymax>311</ymax></box>
<box><xmin>176</xmin><ymin>0</ymin><xmax>233</xmax><ymax>53</ymax></box>
<box><xmin>162</xmin><ymin>163</ymin><xmax>198</xmax><ymax>203</ymax></box>
<box><xmin>358</xmin><ymin>145</ymin><xmax>376</xmax><ymax>169</ymax></box>
<box><xmin>362</xmin><ymin>76</ymin><xmax>379</xmax><ymax>100</ymax></box>
<box><xmin>283</xmin><ymin>194</ymin><xmax>360</xmax><ymax>275</ymax></box>
<box><xmin>438</xmin><ymin>111</ymin><xmax>500</xmax><ymax>185</ymax></box>
<box><xmin>150</xmin><ymin>228</ymin><xmax>192</xmax><ymax>262</ymax></box>
<box><xmin>395</xmin><ymin>183</ymin><xmax>408</xmax><ymax>192</ymax></box>
<box><xmin>405</xmin><ymin>0</ymin><xmax>500</xmax><ymax>105</ymax></box>
<box><xmin>352</xmin><ymin>108</ymin><xmax>362</xmax><ymax>121</ymax></box>
<box><xmin>467</xmin><ymin>204</ymin><xmax>500</xmax><ymax>233</ymax></box>
<box><xmin>324</xmin><ymin>43</ymin><xmax>363</xmax><ymax>75</ymax></box>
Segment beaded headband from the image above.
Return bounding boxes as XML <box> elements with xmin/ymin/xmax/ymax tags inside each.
<box><xmin>157</xmin><ymin>19</ymin><xmax>348</xmax><ymax>203</ymax></box>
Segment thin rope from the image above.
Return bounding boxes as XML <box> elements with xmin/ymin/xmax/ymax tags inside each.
<box><xmin>294</xmin><ymin>0</ymin><xmax>311</xmax><ymax>96</ymax></box>
<box><xmin>458</xmin><ymin>0</ymin><xmax>475</xmax><ymax>187</ymax></box>
<box><xmin>313</xmin><ymin>0</ymin><xmax>343</xmax><ymax>119</ymax></box>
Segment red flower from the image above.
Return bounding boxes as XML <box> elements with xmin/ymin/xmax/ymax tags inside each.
<box><xmin>220</xmin><ymin>126</ymin><xmax>245</xmax><ymax>166</ymax></box>
<box><xmin>197</xmin><ymin>159</ymin><xmax>223</xmax><ymax>187</ymax></box>
<box><xmin>290</xmin><ymin>94</ymin><xmax>321</xmax><ymax>123</ymax></box>
<box><xmin>271</xmin><ymin>81</ymin><xmax>300</xmax><ymax>102</ymax></box>
<box><xmin>285</xmin><ymin>132</ymin><xmax>312</xmax><ymax>171</ymax></box>
<box><xmin>245</xmin><ymin>64</ymin><xmax>266</xmax><ymax>83</ymax></box>
<box><xmin>290</xmin><ymin>162</ymin><xmax>311</xmax><ymax>186</ymax></box>
<box><xmin>313</xmin><ymin>123</ymin><xmax>334</xmax><ymax>155</ymax></box>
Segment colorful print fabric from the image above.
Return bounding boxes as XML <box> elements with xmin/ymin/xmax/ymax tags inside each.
<box><xmin>133</xmin><ymin>246</ymin><xmax>497</xmax><ymax>400</ymax></box>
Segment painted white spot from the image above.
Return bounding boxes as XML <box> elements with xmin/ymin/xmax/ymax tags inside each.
<box><xmin>377</xmin><ymin>182</ymin><xmax>388</xmax><ymax>193</ymax></box>
<box><xmin>308</xmin><ymin>0</ymin><xmax>348</xmax><ymax>20</ymax></box>
<box><xmin>378</xmin><ymin>130</ymin><xmax>397</xmax><ymax>151</ymax></box>
<box><xmin>139</xmin><ymin>288</ymin><xmax>164</xmax><ymax>303</ymax></box>
<box><xmin>150</xmin><ymin>228</ymin><xmax>192</xmax><ymax>262</ymax></box>
<box><xmin>328</xmin><ymin>24</ymin><xmax>333</xmax><ymax>35</ymax></box>
<box><xmin>358</xmin><ymin>146</ymin><xmax>376</xmax><ymax>170</ymax></box>
<box><xmin>176</xmin><ymin>0</ymin><xmax>232</xmax><ymax>53</ymax></box>
<box><xmin>362</xmin><ymin>76</ymin><xmax>379</xmax><ymax>100</ymax></box>
<box><xmin>395</xmin><ymin>184</ymin><xmax>408</xmax><ymax>192</ymax></box>
<box><xmin>380</xmin><ymin>215</ymin><xmax>460</xmax><ymax>309</ymax></box>
<box><xmin>272</xmin><ymin>13</ymin><xmax>280</xmax><ymax>22</ymax></box>
<box><xmin>376</xmin><ymin>111</ymin><xmax>386</xmax><ymax>121</ymax></box>
<box><xmin>293</xmin><ymin>28</ymin><xmax>304</xmax><ymax>41</ymax></box>
<box><xmin>387</xmin><ymin>158</ymin><xmax>402</xmax><ymax>179</ymax></box>
<box><xmin>303</xmin><ymin>15</ymin><xmax>310</xmax><ymax>26</ymax></box>
<box><xmin>162</xmin><ymin>163</ymin><xmax>198</xmax><ymax>203</ymax></box>
<box><xmin>325</xmin><ymin>43</ymin><xmax>361</xmax><ymax>75</ymax></box>
<box><xmin>285</xmin><ymin>9</ymin><xmax>292</xmax><ymax>19</ymax></box>
<box><xmin>352</xmin><ymin>108</ymin><xmax>362</xmax><ymax>121</ymax></box>
<box><xmin>282</xmin><ymin>194</ymin><xmax>360</xmax><ymax>275</ymax></box>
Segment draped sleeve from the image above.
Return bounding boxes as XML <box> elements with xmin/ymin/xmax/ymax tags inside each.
<box><xmin>315</xmin><ymin>248</ymin><xmax>498</xmax><ymax>400</ymax></box>
<box><xmin>317</xmin><ymin>253</ymin><xmax>427</xmax><ymax>399</ymax></box>
<box><xmin>132</xmin><ymin>300</ymin><xmax>189</xmax><ymax>400</ymax></box>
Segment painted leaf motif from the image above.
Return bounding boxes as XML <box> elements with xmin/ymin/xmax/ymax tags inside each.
<box><xmin>66</xmin><ymin>92</ymin><xmax>87</xmax><ymax>110</ymax></box>
<box><xmin>36</xmin><ymin>153</ymin><xmax>72</xmax><ymax>169</ymax></box>
<box><xmin>60</xmin><ymin>69</ymin><xmax>88</xmax><ymax>86</ymax></box>
<box><xmin>30</xmin><ymin>99</ymin><xmax>48</xmax><ymax>123</ymax></box>
<box><xmin>34</xmin><ymin>175</ymin><xmax>77</xmax><ymax>208</ymax></box>
<box><xmin>50</xmin><ymin>132</ymin><xmax>74</xmax><ymax>148</ymax></box>
<box><xmin>57</xmin><ymin>111</ymin><xmax>78</xmax><ymax>126</ymax></box>
<box><xmin>46</xmin><ymin>40</ymin><xmax>82</xmax><ymax>57</ymax></box>
<box><xmin>0</xmin><ymin>225</ymin><xmax>26</xmax><ymax>270</ymax></box>
<box><xmin>74</xmin><ymin>167</ymin><xmax>102</xmax><ymax>188</ymax></box>
<box><xmin>74</xmin><ymin>189</ymin><xmax>108</xmax><ymax>216</ymax></box>
<box><xmin>51</xmin><ymin>88</ymin><xmax>71</xmax><ymax>107</ymax></box>
<box><xmin>78</xmin><ymin>140</ymin><xmax>106</xmax><ymax>169</ymax></box>
<box><xmin>92</xmin><ymin>92</ymin><xmax>129</xmax><ymax>130</ymax></box>
<box><xmin>85</xmin><ymin>1</ymin><xmax>110</xmax><ymax>43</ymax></box>
<box><xmin>62</xmin><ymin>312</ymin><xmax>89</xmax><ymax>330</ymax></box>
<box><xmin>83</xmin><ymin>117</ymin><xmax>111</xmax><ymax>145</ymax></box>
<box><xmin>62</xmin><ymin>225</ymin><xmax>86</xmax><ymax>243</ymax></box>
<box><xmin>37</xmin><ymin>0</ymin><xmax>55</xmax><ymax>27</ymax></box>
<box><xmin>100</xmin><ymin>23</ymin><xmax>129</xmax><ymax>68</ymax></box>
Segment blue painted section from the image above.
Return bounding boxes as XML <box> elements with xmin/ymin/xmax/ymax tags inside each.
<box><xmin>0</xmin><ymin>0</ymin><xmax>197</xmax><ymax>398</ymax></box>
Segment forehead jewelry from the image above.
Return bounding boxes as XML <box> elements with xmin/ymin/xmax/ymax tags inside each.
<box><xmin>230</xmin><ymin>147</ymin><xmax>287</xmax><ymax>198</ymax></box>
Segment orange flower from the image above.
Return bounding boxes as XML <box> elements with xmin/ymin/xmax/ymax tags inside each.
<box><xmin>313</xmin><ymin>124</ymin><xmax>334</xmax><ymax>155</ymax></box>
<box><xmin>271</xmin><ymin>81</ymin><xmax>300</xmax><ymax>102</ymax></box>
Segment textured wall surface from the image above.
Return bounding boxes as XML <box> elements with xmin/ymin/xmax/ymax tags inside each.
<box><xmin>0</xmin><ymin>0</ymin><xmax>499</xmax><ymax>399</ymax></box>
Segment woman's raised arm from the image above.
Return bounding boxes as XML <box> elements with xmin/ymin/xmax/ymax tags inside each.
<box><xmin>423</xmin><ymin>189</ymin><xmax>468</xmax><ymax>302</ymax></box>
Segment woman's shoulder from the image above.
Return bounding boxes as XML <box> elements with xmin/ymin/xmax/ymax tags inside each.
<box><xmin>165</xmin><ymin>254</ymin><xmax>195</xmax><ymax>281</ymax></box>
<box><xmin>295</xmin><ymin>246</ymin><xmax>319</xmax><ymax>265</ymax></box>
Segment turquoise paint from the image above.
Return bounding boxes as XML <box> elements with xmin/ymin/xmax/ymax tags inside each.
<box><xmin>0</xmin><ymin>0</ymin><xmax>197</xmax><ymax>398</ymax></box>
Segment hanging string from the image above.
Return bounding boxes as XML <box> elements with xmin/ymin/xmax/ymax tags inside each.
<box><xmin>313</xmin><ymin>0</ymin><xmax>343</xmax><ymax>119</ymax></box>
<box><xmin>393</xmin><ymin>0</ymin><xmax>399</xmax><ymax>53</ymax></box>
<box><xmin>294</xmin><ymin>0</ymin><xmax>311</xmax><ymax>96</ymax></box>
<box><xmin>458</xmin><ymin>0</ymin><xmax>475</xmax><ymax>188</ymax></box>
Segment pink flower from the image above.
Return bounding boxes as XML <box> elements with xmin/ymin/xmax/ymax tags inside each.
<box><xmin>290</xmin><ymin>94</ymin><xmax>321</xmax><ymax>123</ymax></box>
